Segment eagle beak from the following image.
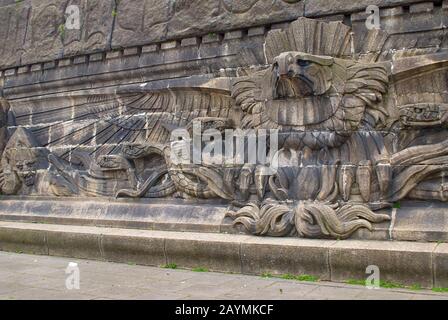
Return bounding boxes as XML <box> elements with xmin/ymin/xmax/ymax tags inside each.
<box><xmin>275</xmin><ymin>59</ymin><xmax>291</xmax><ymax>78</ymax></box>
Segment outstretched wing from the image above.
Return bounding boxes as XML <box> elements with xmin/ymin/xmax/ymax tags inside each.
<box><xmin>9</xmin><ymin>84</ymin><xmax>233</xmax><ymax>164</ymax></box>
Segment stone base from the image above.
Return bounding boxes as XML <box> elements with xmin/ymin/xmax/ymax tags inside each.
<box><xmin>0</xmin><ymin>196</ymin><xmax>234</xmax><ymax>234</ymax></box>
<box><xmin>1</xmin><ymin>197</ymin><xmax>448</xmax><ymax>242</ymax></box>
<box><xmin>0</xmin><ymin>220</ymin><xmax>446</xmax><ymax>289</ymax></box>
<box><xmin>1</xmin><ymin>197</ymin><xmax>447</xmax><ymax>288</ymax></box>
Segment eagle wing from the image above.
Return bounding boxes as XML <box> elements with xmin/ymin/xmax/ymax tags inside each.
<box><xmin>8</xmin><ymin>80</ymin><xmax>233</xmax><ymax>165</ymax></box>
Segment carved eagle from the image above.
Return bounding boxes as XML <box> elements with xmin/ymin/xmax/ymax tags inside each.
<box><xmin>233</xmin><ymin>51</ymin><xmax>389</xmax><ymax>149</ymax></box>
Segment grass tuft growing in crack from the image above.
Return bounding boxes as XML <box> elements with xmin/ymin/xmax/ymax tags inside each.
<box><xmin>261</xmin><ymin>272</ymin><xmax>273</xmax><ymax>279</ymax></box>
<box><xmin>280</xmin><ymin>274</ymin><xmax>319</xmax><ymax>282</ymax></box>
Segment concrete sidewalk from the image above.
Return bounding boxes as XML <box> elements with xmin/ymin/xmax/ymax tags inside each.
<box><xmin>0</xmin><ymin>251</ymin><xmax>447</xmax><ymax>300</ymax></box>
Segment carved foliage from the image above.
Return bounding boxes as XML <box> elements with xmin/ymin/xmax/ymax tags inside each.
<box><xmin>226</xmin><ymin>202</ymin><xmax>391</xmax><ymax>239</ymax></box>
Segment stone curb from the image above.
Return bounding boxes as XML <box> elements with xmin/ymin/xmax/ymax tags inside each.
<box><xmin>0</xmin><ymin>221</ymin><xmax>446</xmax><ymax>289</ymax></box>
<box><xmin>2</xmin><ymin>198</ymin><xmax>448</xmax><ymax>243</ymax></box>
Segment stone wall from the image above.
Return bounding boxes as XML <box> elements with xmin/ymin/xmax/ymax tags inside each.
<box><xmin>0</xmin><ymin>0</ymin><xmax>446</xmax><ymax>70</ymax></box>
<box><xmin>1</xmin><ymin>0</ymin><xmax>448</xmax><ymax>241</ymax></box>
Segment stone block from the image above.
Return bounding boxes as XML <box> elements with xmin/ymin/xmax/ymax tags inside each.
<box><xmin>46</xmin><ymin>230</ymin><xmax>102</xmax><ymax>260</ymax></box>
<box><xmin>161</xmin><ymin>41</ymin><xmax>178</xmax><ymax>50</ymax></box>
<box><xmin>58</xmin><ymin>58</ymin><xmax>72</xmax><ymax>67</ymax></box>
<box><xmin>43</xmin><ymin>61</ymin><xmax>56</xmax><ymax>70</ymax></box>
<box><xmin>329</xmin><ymin>240</ymin><xmax>436</xmax><ymax>288</ymax></box>
<box><xmin>247</xmin><ymin>26</ymin><xmax>266</xmax><ymax>37</ymax></box>
<box><xmin>270</xmin><ymin>22</ymin><xmax>289</xmax><ymax>30</ymax></box>
<box><xmin>89</xmin><ymin>53</ymin><xmax>104</xmax><ymax>62</ymax></box>
<box><xmin>165</xmin><ymin>233</ymin><xmax>242</xmax><ymax>273</ymax></box>
<box><xmin>392</xmin><ymin>204</ymin><xmax>448</xmax><ymax>242</ymax></box>
<box><xmin>106</xmin><ymin>51</ymin><xmax>121</xmax><ymax>59</ymax></box>
<box><xmin>101</xmin><ymin>234</ymin><xmax>166</xmax><ymax>267</ymax></box>
<box><xmin>17</xmin><ymin>66</ymin><xmax>30</xmax><ymax>74</ymax></box>
<box><xmin>123</xmin><ymin>47</ymin><xmax>140</xmax><ymax>56</ymax></box>
<box><xmin>224</xmin><ymin>30</ymin><xmax>244</xmax><ymax>40</ymax></box>
<box><xmin>409</xmin><ymin>2</ymin><xmax>434</xmax><ymax>13</ymax></box>
<box><xmin>434</xmin><ymin>244</ymin><xmax>448</xmax><ymax>288</ymax></box>
<box><xmin>30</xmin><ymin>64</ymin><xmax>42</xmax><ymax>72</ymax></box>
<box><xmin>0</xmin><ymin>226</ymin><xmax>47</xmax><ymax>255</ymax></box>
<box><xmin>3</xmin><ymin>69</ymin><xmax>16</xmax><ymax>77</ymax></box>
<box><xmin>241</xmin><ymin>238</ymin><xmax>334</xmax><ymax>280</ymax></box>
<box><xmin>202</xmin><ymin>33</ymin><xmax>222</xmax><ymax>44</ymax></box>
<box><xmin>142</xmin><ymin>44</ymin><xmax>159</xmax><ymax>53</ymax></box>
<box><xmin>181</xmin><ymin>37</ymin><xmax>200</xmax><ymax>47</ymax></box>
<box><xmin>73</xmin><ymin>56</ymin><xmax>87</xmax><ymax>65</ymax></box>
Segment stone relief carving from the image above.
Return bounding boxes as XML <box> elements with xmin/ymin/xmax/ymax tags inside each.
<box><xmin>221</xmin><ymin>0</ymin><xmax>301</xmax><ymax>13</ymax></box>
<box><xmin>0</xmin><ymin>0</ymin><xmax>115</xmax><ymax>67</ymax></box>
<box><xmin>112</xmin><ymin>0</ymin><xmax>304</xmax><ymax>47</ymax></box>
<box><xmin>2</xmin><ymin>17</ymin><xmax>448</xmax><ymax>240</ymax></box>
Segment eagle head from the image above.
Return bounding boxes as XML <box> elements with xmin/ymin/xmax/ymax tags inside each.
<box><xmin>272</xmin><ymin>52</ymin><xmax>334</xmax><ymax>99</ymax></box>
<box><xmin>233</xmin><ymin>51</ymin><xmax>389</xmax><ymax>149</ymax></box>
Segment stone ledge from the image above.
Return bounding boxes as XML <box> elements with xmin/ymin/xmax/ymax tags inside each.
<box><xmin>0</xmin><ymin>197</ymin><xmax>231</xmax><ymax>234</ymax></box>
<box><xmin>2</xmin><ymin>198</ymin><xmax>448</xmax><ymax>243</ymax></box>
<box><xmin>0</xmin><ymin>221</ymin><xmax>445</xmax><ymax>288</ymax></box>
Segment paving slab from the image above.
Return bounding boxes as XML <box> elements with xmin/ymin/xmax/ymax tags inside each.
<box><xmin>1</xmin><ymin>251</ymin><xmax>448</xmax><ymax>300</ymax></box>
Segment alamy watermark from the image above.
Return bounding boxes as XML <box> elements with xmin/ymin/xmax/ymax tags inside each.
<box><xmin>65</xmin><ymin>262</ymin><xmax>80</xmax><ymax>290</ymax></box>
<box><xmin>169</xmin><ymin>122</ymin><xmax>279</xmax><ymax>175</ymax></box>
<box><xmin>366</xmin><ymin>265</ymin><xmax>380</xmax><ymax>289</ymax></box>
<box><xmin>366</xmin><ymin>5</ymin><xmax>381</xmax><ymax>30</ymax></box>
<box><xmin>65</xmin><ymin>5</ymin><xmax>80</xmax><ymax>30</ymax></box>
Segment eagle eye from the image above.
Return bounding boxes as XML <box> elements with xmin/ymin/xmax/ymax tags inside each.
<box><xmin>297</xmin><ymin>59</ymin><xmax>311</xmax><ymax>67</ymax></box>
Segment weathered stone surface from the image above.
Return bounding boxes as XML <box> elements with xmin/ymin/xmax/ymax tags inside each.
<box><xmin>1</xmin><ymin>0</ymin><xmax>302</xmax><ymax>68</ymax></box>
<box><xmin>0</xmin><ymin>2</ymin><xmax>29</xmax><ymax>68</ymax></box>
<box><xmin>0</xmin><ymin>0</ymin><xmax>115</xmax><ymax>68</ymax></box>
<box><xmin>101</xmin><ymin>233</ymin><xmax>166</xmax><ymax>266</ymax></box>
<box><xmin>0</xmin><ymin>1</ymin><xmax>448</xmax><ymax>294</ymax></box>
<box><xmin>241</xmin><ymin>237</ymin><xmax>334</xmax><ymax>279</ymax></box>
<box><xmin>392</xmin><ymin>202</ymin><xmax>448</xmax><ymax>242</ymax></box>
<box><xmin>0</xmin><ymin>227</ymin><xmax>47</xmax><ymax>255</ymax></box>
<box><xmin>2</xmin><ymin>16</ymin><xmax>448</xmax><ymax>241</ymax></box>
<box><xmin>0</xmin><ymin>221</ymin><xmax>446</xmax><ymax>288</ymax></box>
<box><xmin>0</xmin><ymin>198</ymin><xmax>229</xmax><ymax>233</ymax></box>
<box><xmin>305</xmin><ymin>0</ymin><xmax>429</xmax><ymax>17</ymax></box>
<box><xmin>351</xmin><ymin>1</ymin><xmax>447</xmax><ymax>59</ymax></box>
<box><xmin>329</xmin><ymin>241</ymin><xmax>436</xmax><ymax>287</ymax></box>
<box><xmin>46</xmin><ymin>230</ymin><xmax>102</xmax><ymax>260</ymax></box>
<box><xmin>0</xmin><ymin>0</ymin><xmax>304</xmax><ymax>68</ymax></box>
<box><xmin>434</xmin><ymin>244</ymin><xmax>448</xmax><ymax>288</ymax></box>
<box><xmin>3</xmin><ymin>198</ymin><xmax>448</xmax><ymax>243</ymax></box>
<box><xmin>165</xmin><ymin>233</ymin><xmax>243</xmax><ymax>273</ymax></box>
<box><xmin>112</xmin><ymin>0</ymin><xmax>304</xmax><ymax>48</ymax></box>
<box><xmin>21</xmin><ymin>0</ymin><xmax>114</xmax><ymax>65</ymax></box>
